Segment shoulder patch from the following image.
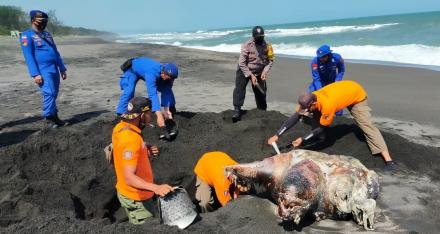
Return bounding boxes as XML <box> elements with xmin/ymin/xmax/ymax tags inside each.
<box><xmin>123</xmin><ymin>151</ymin><xmax>133</xmax><ymax>160</ymax></box>
<box><xmin>312</xmin><ymin>64</ymin><xmax>318</xmax><ymax>70</ymax></box>
<box><xmin>21</xmin><ymin>35</ymin><xmax>28</xmax><ymax>46</ymax></box>
<box><xmin>323</xmin><ymin>114</ymin><xmax>330</xmax><ymax>120</ymax></box>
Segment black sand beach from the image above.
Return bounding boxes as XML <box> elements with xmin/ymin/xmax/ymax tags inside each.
<box><xmin>1</xmin><ymin>37</ymin><xmax>440</xmax><ymax>233</ymax></box>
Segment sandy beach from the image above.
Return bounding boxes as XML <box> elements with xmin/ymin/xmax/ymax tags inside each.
<box><xmin>1</xmin><ymin>36</ymin><xmax>440</xmax><ymax>233</ymax></box>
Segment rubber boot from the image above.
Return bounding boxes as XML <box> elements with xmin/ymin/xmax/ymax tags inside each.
<box><xmin>232</xmin><ymin>106</ymin><xmax>241</xmax><ymax>123</ymax></box>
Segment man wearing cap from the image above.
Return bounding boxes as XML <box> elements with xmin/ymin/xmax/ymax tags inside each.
<box><xmin>232</xmin><ymin>26</ymin><xmax>275</xmax><ymax>122</ymax></box>
<box><xmin>193</xmin><ymin>151</ymin><xmax>250</xmax><ymax>212</ymax></box>
<box><xmin>19</xmin><ymin>10</ymin><xmax>68</xmax><ymax>128</ymax></box>
<box><xmin>116</xmin><ymin>57</ymin><xmax>179</xmax><ymax>130</ymax></box>
<box><xmin>310</xmin><ymin>45</ymin><xmax>345</xmax><ymax>116</ymax></box>
<box><xmin>267</xmin><ymin>80</ymin><xmax>397</xmax><ymax>172</ymax></box>
<box><xmin>112</xmin><ymin>97</ymin><xmax>174</xmax><ymax>224</ymax></box>
<box><xmin>309</xmin><ymin>45</ymin><xmax>345</xmax><ymax>92</ymax></box>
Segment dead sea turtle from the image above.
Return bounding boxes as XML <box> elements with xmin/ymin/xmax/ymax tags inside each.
<box><xmin>225</xmin><ymin>149</ymin><xmax>379</xmax><ymax>230</ymax></box>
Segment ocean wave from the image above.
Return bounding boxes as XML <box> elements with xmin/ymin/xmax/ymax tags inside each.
<box><xmin>182</xmin><ymin>43</ymin><xmax>440</xmax><ymax>67</ymax></box>
<box><xmin>274</xmin><ymin>43</ymin><xmax>440</xmax><ymax>66</ymax></box>
<box><xmin>266</xmin><ymin>23</ymin><xmax>399</xmax><ymax>37</ymax></box>
<box><xmin>184</xmin><ymin>43</ymin><xmax>242</xmax><ymax>53</ymax></box>
<box><xmin>119</xmin><ymin>29</ymin><xmax>247</xmax><ymax>42</ymax></box>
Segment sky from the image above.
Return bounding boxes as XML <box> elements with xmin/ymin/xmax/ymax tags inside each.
<box><xmin>2</xmin><ymin>0</ymin><xmax>440</xmax><ymax>34</ymax></box>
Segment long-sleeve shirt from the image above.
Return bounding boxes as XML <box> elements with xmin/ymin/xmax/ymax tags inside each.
<box><xmin>238</xmin><ymin>38</ymin><xmax>274</xmax><ymax>77</ymax></box>
<box><xmin>310</xmin><ymin>53</ymin><xmax>345</xmax><ymax>90</ymax></box>
<box><xmin>131</xmin><ymin>57</ymin><xmax>175</xmax><ymax>112</ymax></box>
<box><xmin>20</xmin><ymin>29</ymin><xmax>66</xmax><ymax>77</ymax></box>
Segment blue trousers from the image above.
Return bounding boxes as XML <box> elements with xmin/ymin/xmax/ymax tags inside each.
<box><xmin>39</xmin><ymin>71</ymin><xmax>60</xmax><ymax>117</ymax></box>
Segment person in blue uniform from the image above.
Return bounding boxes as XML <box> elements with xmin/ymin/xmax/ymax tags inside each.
<box><xmin>309</xmin><ymin>45</ymin><xmax>345</xmax><ymax>115</ymax></box>
<box><xmin>116</xmin><ymin>57</ymin><xmax>178</xmax><ymax>130</ymax></box>
<box><xmin>19</xmin><ymin>10</ymin><xmax>68</xmax><ymax>128</ymax></box>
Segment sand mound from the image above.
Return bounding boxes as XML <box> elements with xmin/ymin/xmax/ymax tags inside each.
<box><xmin>0</xmin><ymin>110</ymin><xmax>439</xmax><ymax>233</ymax></box>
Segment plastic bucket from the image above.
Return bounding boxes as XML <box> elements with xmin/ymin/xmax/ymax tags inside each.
<box><xmin>158</xmin><ymin>187</ymin><xmax>197</xmax><ymax>229</ymax></box>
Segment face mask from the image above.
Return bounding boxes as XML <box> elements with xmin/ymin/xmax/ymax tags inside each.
<box><xmin>38</xmin><ymin>21</ymin><xmax>47</xmax><ymax>31</ymax></box>
<box><xmin>139</xmin><ymin>121</ymin><xmax>146</xmax><ymax>130</ymax></box>
<box><xmin>33</xmin><ymin>19</ymin><xmax>48</xmax><ymax>31</ymax></box>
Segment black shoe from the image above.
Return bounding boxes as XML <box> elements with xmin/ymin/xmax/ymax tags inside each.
<box><xmin>232</xmin><ymin>106</ymin><xmax>241</xmax><ymax>123</ymax></box>
<box><xmin>46</xmin><ymin>115</ymin><xmax>69</xmax><ymax>129</ymax></box>
<box><xmin>384</xmin><ymin>161</ymin><xmax>397</xmax><ymax>172</ymax></box>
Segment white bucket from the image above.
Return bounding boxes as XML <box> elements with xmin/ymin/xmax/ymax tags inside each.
<box><xmin>158</xmin><ymin>187</ymin><xmax>198</xmax><ymax>229</ymax></box>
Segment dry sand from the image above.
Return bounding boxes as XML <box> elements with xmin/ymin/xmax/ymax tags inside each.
<box><xmin>0</xmin><ymin>36</ymin><xmax>439</xmax><ymax>233</ymax></box>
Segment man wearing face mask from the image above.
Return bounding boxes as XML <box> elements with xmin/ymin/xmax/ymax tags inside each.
<box><xmin>112</xmin><ymin>97</ymin><xmax>174</xmax><ymax>224</ymax></box>
<box><xmin>232</xmin><ymin>26</ymin><xmax>275</xmax><ymax>122</ymax></box>
<box><xmin>267</xmin><ymin>80</ymin><xmax>397</xmax><ymax>172</ymax></box>
<box><xmin>19</xmin><ymin>10</ymin><xmax>68</xmax><ymax>128</ymax></box>
<box><xmin>309</xmin><ymin>45</ymin><xmax>345</xmax><ymax>116</ymax></box>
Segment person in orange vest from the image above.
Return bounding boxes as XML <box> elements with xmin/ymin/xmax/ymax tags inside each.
<box><xmin>193</xmin><ymin>151</ymin><xmax>250</xmax><ymax>212</ymax></box>
<box><xmin>267</xmin><ymin>80</ymin><xmax>397</xmax><ymax>172</ymax></box>
<box><xmin>112</xmin><ymin>97</ymin><xmax>174</xmax><ymax>224</ymax></box>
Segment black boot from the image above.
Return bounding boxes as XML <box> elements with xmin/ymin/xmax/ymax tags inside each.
<box><xmin>46</xmin><ymin>114</ymin><xmax>68</xmax><ymax>129</ymax></box>
<box><xmin>232</xmin><ymin>106</ymin><xmax>241</xmax><ymax>123</ymax></box>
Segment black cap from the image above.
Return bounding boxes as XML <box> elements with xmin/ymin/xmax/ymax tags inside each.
<box><xmin>121</xmin><ymin>97</ymin><xmax>152</xmax><ymax>120</ymax></box>
<box><xmin>297</xmin><ymin>93</ymin><xmax>316</xmax><ymax>114</ymax></box>
<box><xmin>252</xmin><ymin>26</ymin><xmax>265</xmax><ymax>38</ymax></box>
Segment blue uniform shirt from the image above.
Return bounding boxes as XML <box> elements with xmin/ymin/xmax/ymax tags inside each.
<box><xmin>20</xmin><ymin>29</ymin><xmax>66</xmax><ymax>77</ymax></box>
<box><xmin>310</xmin><ymin>53</ymin><xmax>345</xmax><ymax>91</ymax></box>
<box><xmin>131</xmin><ymin>58</ymin><xmax>174</xmax><ymax>112</ymax></box>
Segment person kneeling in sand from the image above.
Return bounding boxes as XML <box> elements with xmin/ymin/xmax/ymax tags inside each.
<box><xmin>267</xmin><ymin>80</ymin><xmax>397</xmax><ymax>172</ymax></box>
<box><xmin>193</xmin><ymin>151</ymin><xmax>250</xmax><ymax>212</ymax></box>
<box><xmin>112</xmin><ymin>97</ymin><xmax>174</xmax><ymax>224</ymax></box>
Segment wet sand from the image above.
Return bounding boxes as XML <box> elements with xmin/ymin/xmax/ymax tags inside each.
<box><xmin>0</xmin><ymin>36</ymin><xmax>439</xmax><ymax>233</ymax></box>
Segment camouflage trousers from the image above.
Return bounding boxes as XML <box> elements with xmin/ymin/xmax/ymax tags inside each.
<box><xmin>117</xmin><ymin>192</ymin><xmax>154</xmax><ymax>224</ymax></box>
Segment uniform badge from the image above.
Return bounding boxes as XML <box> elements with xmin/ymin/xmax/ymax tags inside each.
<box><xmin>123</xmin><ymin>151</ymin><xmax>133</xmax><ymax>160</ymax></box>
<box><xmin>312</xmin><ymin>64</ymin><xmax>318</xmax><ymax>70</ymax></box>
<box><xmin>323</xmin><ymin>114</ymin><xmax>330</xmax><ymax>120</ymax></box>
<box><xmin>21</xmin><ymin>35</ymin><xmax>28</xmax><ymax>46</ymax></box>
<box><xmin>127</xmin><ymin>103</ymin><xmax>133</xmax><ymax>111</ymax></box>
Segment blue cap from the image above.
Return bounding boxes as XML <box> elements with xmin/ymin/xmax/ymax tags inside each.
<box><xmin>30</xmin><ymin>10</ymin><xmax>48</xmax><ymax>20</ymax></box>
<box><xmin>162</xmin><ymin>63</ymin><xmax>179</xmax><ymax>79</ymax></box>
<box><xmin>316</xmin><ymin>45</ymin><xmax>332</xmax><ymax>58</ymax></box>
